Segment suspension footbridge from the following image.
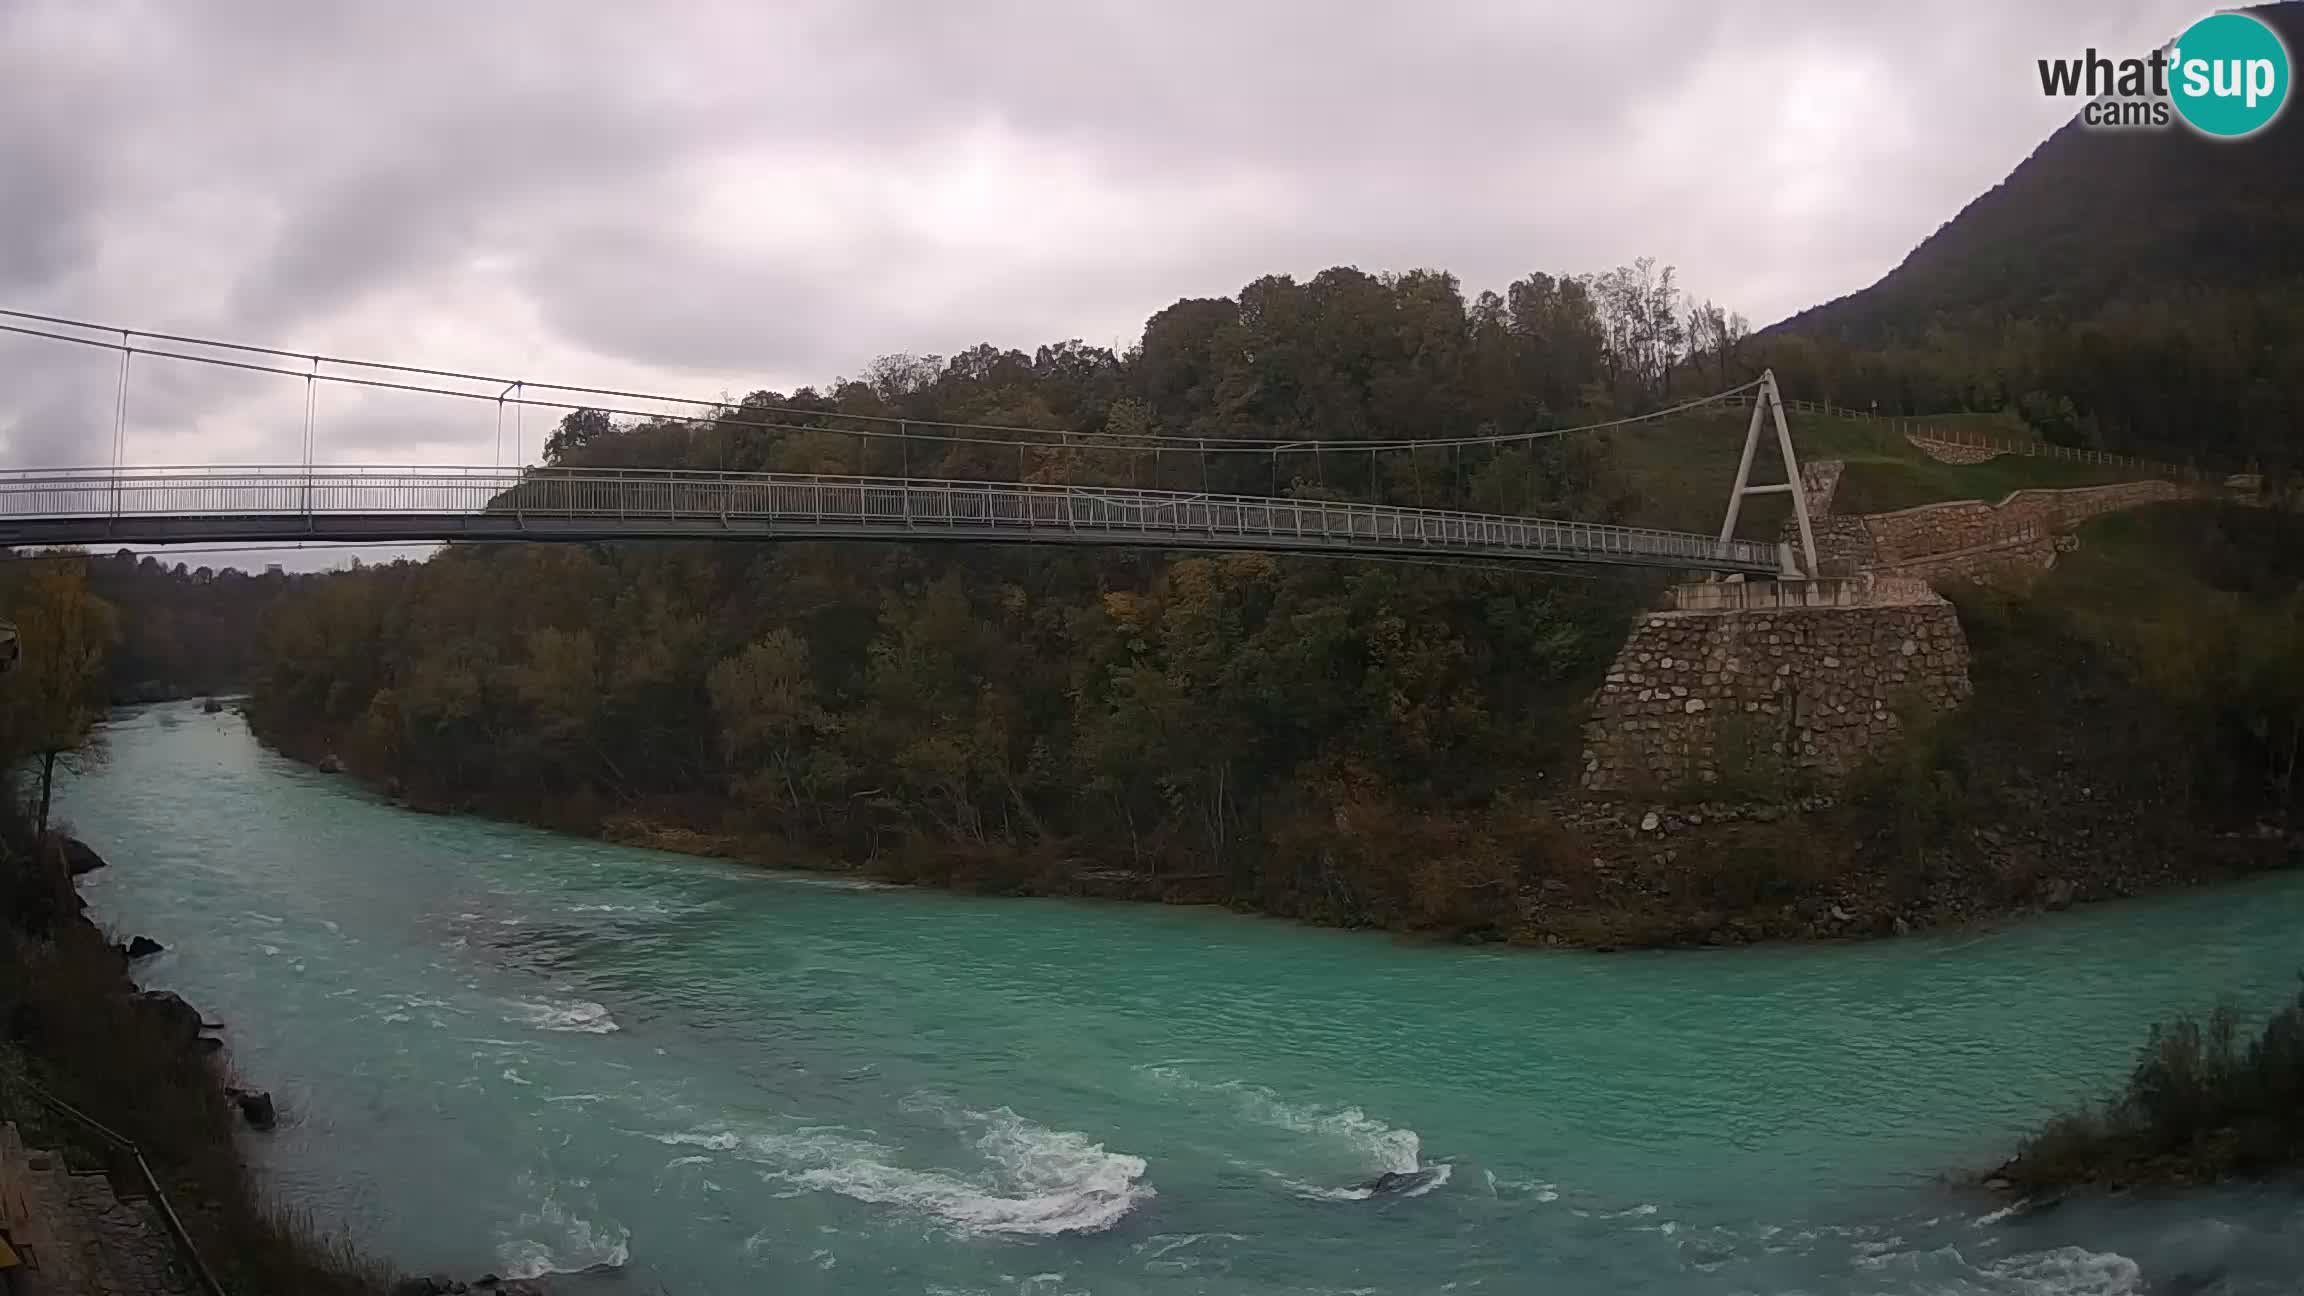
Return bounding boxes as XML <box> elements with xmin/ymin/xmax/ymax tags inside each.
<box><xmin>0</xmin><ymin>312</ymin><xmax>1820</xmax><ymax>577</ymax></box>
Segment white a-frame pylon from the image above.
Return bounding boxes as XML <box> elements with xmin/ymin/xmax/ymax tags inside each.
<box><xmin>1717</xmin><ymin>369</ymin><xmax>1818</xmax><ymax>578</ymax></box>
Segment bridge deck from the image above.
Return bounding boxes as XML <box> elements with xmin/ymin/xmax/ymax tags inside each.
<box><xmin>0</xmin><ymin>468</ymin><xmax>1786</xmax><ymax>574</ymax></box>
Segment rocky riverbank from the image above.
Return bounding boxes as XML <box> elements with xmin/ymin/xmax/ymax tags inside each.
<box><xmin>0</xmin><ymin>830</ymin><xmax>392</xmax><ymax>1294</ymax></box>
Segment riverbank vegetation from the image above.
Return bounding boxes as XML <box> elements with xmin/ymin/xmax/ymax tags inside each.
<box><xmin>1994</xmin><ymin>985</ymin><xmax>2304</xmax><ymax>1194</ymax></box>
<box><xmin>0</xmin><ymin>554</ymin><xmax>387</xmax><ymax>1294</ymax></box>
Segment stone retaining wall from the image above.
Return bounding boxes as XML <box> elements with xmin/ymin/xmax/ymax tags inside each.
<box><xmin>1873</xmin><ymin>531</ymin><xmax>2063</xmax><ymax>590</ymax></box>
<box><xmin>1860</xmin><ymin>480</ymin><xmax>2203</xmax><ymax>561</ymax></box>
<box><xmin>1907</xmin><ymin>434</ymin><xmax>2002</xmax><ymax>464</ymax></box>
<box><xmin>1809</xmin><ymin>515</ymin><xmax>1878</xmax><ymax>575</ymax></box>
<box><xmin>1581</xmin><ymin>597</ymin><xmax>1972</xmax><ymax>792</ymax></box>
<box><xmin>1800</xmin><ymin>459</ymin><xmax>1844</xmax><ymax>517</ymax></box>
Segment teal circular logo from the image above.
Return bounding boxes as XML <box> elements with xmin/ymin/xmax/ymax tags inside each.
<box><xmin>2170</xmin><ymin>12</ymin><xmax>2290</xmax><ymax>137</ymax></box>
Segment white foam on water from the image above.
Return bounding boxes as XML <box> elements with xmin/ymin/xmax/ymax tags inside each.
<box><xmin>657</xmin><ymin>1110</ymin><xmax>1151</xmax><ymax>1238</ymax></box>
<box><xmin>791</xmin><ymin>1107</ymin><xmax>1152</xmax><ymax>1237</ymax></box>
<box><xmin>770</xmin><ymin>875</ymin><xmax>897</xmax><ymax>892</ymax></box>
<box><xmin>1140</xmin><ymin>1065</ymin><xmax>1422</xmax><ymax>1174</ymax></box>
<box><xmin>493</xmin><ymin>1194</ymin><xmax>630</xmax><ymax>1280</ymax></box>
<box><xmin>1985</xmin><ymin>1246</ymin><xmax>2142</xmax><ymax>1295</ymax></box>
<box><xmin>508</xmin><ymin>997</ymin><xmax>619</xmax><ymax>1033</ymax></box>
<box><xmin>1136</xmin><ymin>1232</ymin><xmax>1247</xmax><ymax>1262</ymax></box>
<box><xmin>651</xmin><ymin>1129</ymin><xmax>742</xmax><ymax>1152</ymax></box>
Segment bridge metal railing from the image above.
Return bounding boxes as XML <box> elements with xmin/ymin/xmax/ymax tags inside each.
<box><xmin>0</xmin><ymin>465</ymin><xmax>1784</xmax><ymax>572</ymax></box>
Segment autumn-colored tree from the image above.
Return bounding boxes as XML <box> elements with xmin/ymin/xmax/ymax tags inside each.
<box><xmin>0</xmin><ymin>557</ymin><xmax>120</xmax><ymax>836</ymax></box>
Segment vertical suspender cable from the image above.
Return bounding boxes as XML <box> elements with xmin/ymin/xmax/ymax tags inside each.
<box><xmin>111</xmin><ymin>332</ymin><xmax>131</xmax><ymax>519</ymax></box>
<box><xmin>303</xmin><ymin>356</ymin><xmax>318</xmax><ymax>518</ymax></box>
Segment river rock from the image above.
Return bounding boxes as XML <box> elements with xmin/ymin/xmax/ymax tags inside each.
<box><xmin>2043</xmin><ymin>879</ymin><xmax>2076</xmax><ymax>911</ymax></box>
<box><xmin>396</xmin><ymin>1275</ymin><xmax>545</xmax><ymax>1296</ymax></box>
<box><xmin>317</xmin><ymin>753</ymin><xmax>344</xmax><ymax>774</ymax></box>
<box><xmin>60</xmin><ymin>836</ymin><xmax>107</xmax><ymax>876</ymax></box>
<box><xmin>225</xmin><ymin>1086</ymin><xmax>277</xmax><ymax>1130</ymax></box>
<box><xmin>1638</xmin><ymin>811</ymin><xmax>1661</xmax><ymax>833</ymax></box>
<box><xmin>133</xmin><ymin>990</ymin><xmax>203</xmax><ymax>1043</ymax></box>
<box><xmin>202</xmin><ymin>697</ymin><xmax>225</xmax><ymax>714</ymax></box>
<box><xmin>125</xmin><ymin>935</ymin><xmax>165</xmax><ymax>960</ymax></box>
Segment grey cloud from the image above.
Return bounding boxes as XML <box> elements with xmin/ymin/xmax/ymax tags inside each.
<box><xmin>0</xmin><ymin>134</ymin><xmax>97</xmax><ymax>295</ymax></box>
<box><xmin>0</xmin><ymin>0</ymin><xmax>2218</xmax><ymax>478</ymax></box>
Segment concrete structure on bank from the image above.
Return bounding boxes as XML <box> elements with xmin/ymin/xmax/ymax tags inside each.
<box><xmin>1580</xmin><ymin>576</ymin><xmax>1971</xmax><ymax>792</ymax></box>
<box><xmin>1581</xmin><ymin>431</ymin><xmax>2234</xmax><ymax>795</ymax></box>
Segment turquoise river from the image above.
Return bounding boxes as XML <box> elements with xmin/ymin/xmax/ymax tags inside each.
<box><xmin>59</xmin><ymin>702</ymin><xmax>2304</xmax><ymax>1294</ymax></box>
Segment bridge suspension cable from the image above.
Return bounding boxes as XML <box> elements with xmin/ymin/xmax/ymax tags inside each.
<box><xmin>0</xmin><ymin>308</ymin><xmax>1763</xmax><ymax>458</ymax></box>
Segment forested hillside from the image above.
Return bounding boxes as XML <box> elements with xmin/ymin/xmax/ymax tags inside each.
<box><xmin>239</xmin><ymin>256</ymin><xmax>2302</xmax><ymax>941</ymax></box>
<box><xmin>249</xmin><ymin>264</ymin><xmax>1694</xmax><ymax>928</ymax></box>
<box><xmin>1759</xmin><ymin>1</ymin><xmax>2304</xmax><ymax>474</ymax></box>
<box><xmin>83</xmin><ymin>551</ymin><xmax>298</xmax><ymax>701</ymax></box>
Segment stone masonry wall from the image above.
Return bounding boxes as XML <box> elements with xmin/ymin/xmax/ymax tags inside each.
<box><xmin>1859</xmin><ymin>480</ymin><xmax>2205</xmax><ymax>561</ymax></box>
<box><xmin>1873</xmin><ymin>531</ymin><xmax>2065</xmax><ymax>590</ymax></box>
<box><xmin>1809</xmin><ymin>515</ymin><xmax>1878</xmax><ymax>575</ymax></box>
<box><xmin>1799</xmin><ymin>459</ymin><xmax>1844</xmax><ymax>518</ymax></box>
<box><xmin>1907</xmin><ymin>433</ymin><xmax>2002</xmax><ymax>464</ymax></box>
<box><xmin>1581</xmin><ymin>597</ymin><xmax>1971</xmax><ymax>792</ymax></box>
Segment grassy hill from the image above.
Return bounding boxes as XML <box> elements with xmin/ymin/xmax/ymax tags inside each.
<box><xmin>1600</xmin><ymin>408</ymin><xmax>2160</xmax><ymax>537</ymax></box>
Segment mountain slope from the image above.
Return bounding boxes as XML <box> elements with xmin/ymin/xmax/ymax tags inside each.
<box><xmin>1776</xmin><ymin>1</ymin><xmax>2304</xmax><ymax>343</ymax></box>
<box><xmin>1760</xmin><ymin>2</ymin><xmax>2304</xmax><ymax>471</ymax></box>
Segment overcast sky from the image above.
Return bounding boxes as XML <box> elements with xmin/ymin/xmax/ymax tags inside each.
<box><xmin>0</xmin><ymin>0</ymin><xmax>2213</xmax><ymax>564</ymax></box>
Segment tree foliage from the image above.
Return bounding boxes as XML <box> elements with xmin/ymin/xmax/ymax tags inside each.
<box><xmin>243</xmin><ymin>261</ymin><xmax>1741</xmax><ymax>922</ymax></box>
<box><xmin>0</xmin><ymin>557</ymin><xmax>119</xmax><ymax>834</ymax></box>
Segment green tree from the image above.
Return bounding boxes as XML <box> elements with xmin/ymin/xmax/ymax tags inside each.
<box><xmin>709</xmin><ymin>628</ymin><xmax>839</xmax><ymax>817</ymax></box>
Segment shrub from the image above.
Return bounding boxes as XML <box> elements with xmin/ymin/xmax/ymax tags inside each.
<box><xmin>1999</xmin><ymin>982</ymin><xmax>2304</xmax><ymax>1192</ymax></box>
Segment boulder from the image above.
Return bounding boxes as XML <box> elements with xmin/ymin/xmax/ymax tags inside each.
<box><xmin>317</xmin><ymin>753</ymin><xmax>345</xmax><ymax>774</ymax></box>
<box><xmin>2044</xmin><ymin>878</ymin><xmax>2076</xmax><ymax>912</ymax></box>
<box><xmin>201</xmin><ymin>697</ymin><xmax>225</xmax><ymax>714</ymax></box>
<box><xmin>60</xmin><ymin>837</ymin><xmax>107</xmax><ymax>876</ymax></box>
<box><xmin>225</xmin><ymin>1086</ymin><xmax>277</xmax><ymax>1131</ymax></box>
<box><xmin>125</xmin><ymin>935</ymin><xmax>164</xmax><ymax>960</ymax></box>
<box><xmin>133</xmin><ymin>990</ymin><xmax>203</xmax><ymax>1042</ymax></box>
